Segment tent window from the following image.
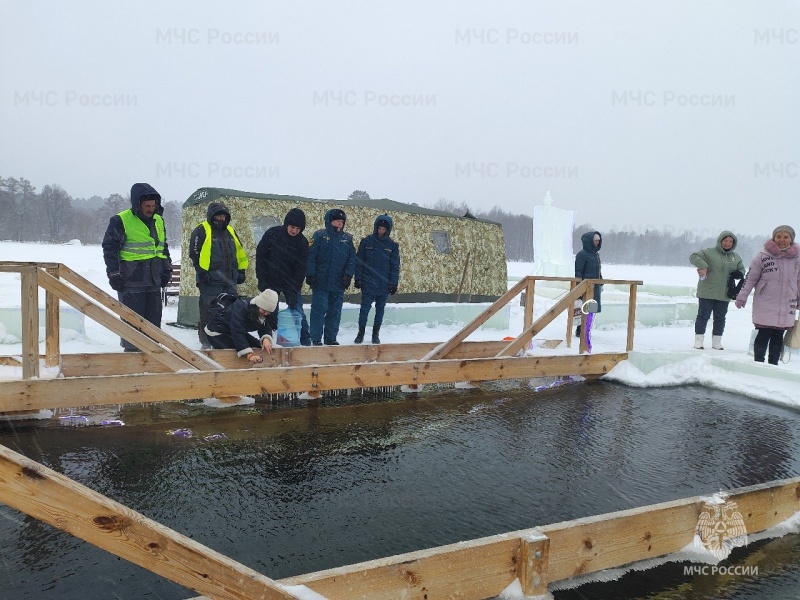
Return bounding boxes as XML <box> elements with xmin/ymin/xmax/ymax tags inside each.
<box><xmin>252</xmin><ymin>215</ymin><xmax>282</xmax><ymax>241</ymax></box>
<box><xmin>432</xmin><ymin>230</ymin><xmax>451</xmax><ymax>254</ymax></box>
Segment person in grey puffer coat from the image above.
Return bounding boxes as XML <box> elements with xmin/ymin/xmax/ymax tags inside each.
<box><xmin>735</xmin><ymin>225</ymin><xmax>800</xmax><ymax>365</ymax></box>
<box><xmin>689</xmin><ymin>230</ymin><xmax>745</xmax><ymax>350</ymax></box>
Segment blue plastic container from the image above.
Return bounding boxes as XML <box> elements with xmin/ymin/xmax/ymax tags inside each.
<box><xmin>276</xmin><ymin>308</ymin><xmax>302</xmax><ymax>347</ymax></box>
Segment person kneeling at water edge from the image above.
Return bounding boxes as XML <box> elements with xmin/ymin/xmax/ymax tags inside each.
<box><xmin>204</xmin><ymin>289</ymin><xmax>278</xmax><ymax>364</ymax></box>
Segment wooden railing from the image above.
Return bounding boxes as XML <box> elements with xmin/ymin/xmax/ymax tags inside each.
<box><xmin>424</xmin><ymin>275</ymin><xmax>643</xmax><ymax>361</ymax></box>
<box><xmin>0</xmin><ymin>261</ymin><xmax>222</xmax><ymax>379</ymax></box>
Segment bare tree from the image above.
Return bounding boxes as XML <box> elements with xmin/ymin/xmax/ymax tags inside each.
<box><xmin>11</xmin><ymin>178</ymin><xmax>37</xmax><ymax>242</ymax></box>
<box><xmin>160</xmin><ymin>201</ymin><xmax>182</xmax><ymax>248</ymax></box>
<box><xmin>39</xmin><ymin>184</ymin><xmax>74</xmax><ymax>243</ymax></box>
<box><xmin>430</xmin><ymin>197</ymin><xmax>470</xmax><ymax>216</ymax></box>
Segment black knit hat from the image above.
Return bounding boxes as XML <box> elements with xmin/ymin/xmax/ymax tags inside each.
<box><xmin>284</xmin><ymin>208</ymin><xmax>306</xmax><ymax>232</ymax></box>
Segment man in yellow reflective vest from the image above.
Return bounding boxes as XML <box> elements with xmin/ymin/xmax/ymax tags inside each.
<box><xmin>102</xmin><ymin>183</ymin><xmax>173</xmax><ymax>351</ymax></box>
<box><xmin>189</xmin><ymin>201</ymin><xmax>248</xmax><ymax>349</ymax></box>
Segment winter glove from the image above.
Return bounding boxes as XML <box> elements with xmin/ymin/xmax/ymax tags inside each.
<box><xmin>160</xmin><ymin>270</ymin><xmax>172</xmax><ymax>288</ymax></box>
<box><xmin>305</xmin><ymin>275</ymin><xmax>317</xmax><ymax>287</ymax></box>
<box><xmin>108</xmin><ymin>273</ymin><xmax>124</xmax><ymax>292</ymax></box>
<box><xmin>354</xmin><ymin>280</ymin><xmax>362</xmax><ymax>289</ymax></box>
<box><xmin>197</xmin><ymin>268</ymin><xmax>210</xmax><ymax>285</ymax></box>
<box><xmin>339</xmin><ymin>275</ymin><xmax>352</xmax><ymax>290</ymax></box>
<box><xmin>236</xmin><ymin>270</ymin><xmax>246</xmax><ymax>285</ymax></box>
<box><xmin>388</xmin><ymin>285</ymin><xmax>397</xmax><ymax>295</ymax></box>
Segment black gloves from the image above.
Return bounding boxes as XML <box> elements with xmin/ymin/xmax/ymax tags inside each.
<box><xmin>284</xmin><ymin>289</ymin><xmax>298</xmax><ymax>308</ymax></box>
<box><xmin>160</xmin><ymin>270</ymin><xmax>173</xmax><ymax>288</ymax></box>
<box><xmin>354</xmin><ymin>280</ymin><xmax>362</xmax><ymax>289</ymax></box>
<box><xmin>340</xmin><ymin>275</ymin><xmax>352</xmax><ymax>290</ymax></box>
<box><xmin>305</xmin><ymin>275</ymin><xmax>317</xmax><ymax>287</ymax></box>
<box><xmin>388</xmin><ymin>285</ymin><xmax>397</xmax><ymax>295</ymax></box>
<box><xmin>236</xmin><ymin>270</ymin><xmax>246</xmax><ymax>285</ymax></box>
<box><xmin>197</xmin><ymin>269</ymin><xmax>209</xmax><ymax>285</ymax></box>
<box><xmin>108</xmin><ymin>273</ymin><xmax>124</xmax><ymax>292</ymax></box>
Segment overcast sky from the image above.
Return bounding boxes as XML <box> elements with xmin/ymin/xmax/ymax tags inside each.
<box><xmin>1</xmin><ymin>1</ymin><xmax>798</xmax><ymax>237</ymax></box>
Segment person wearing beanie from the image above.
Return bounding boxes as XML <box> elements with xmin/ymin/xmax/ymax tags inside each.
<box><xmin>574</xmin><ymin>230</ymin><xmax>603</xmax><ymax>338</ymax></box>
<box><xmin>189</xmin><ymin>201</ymin><xmax>248</xmax><ymax>349</ymax></box>
<box><xmin>306</xmin><ymin>207</ymin><xmax>356</xmax><ymax>345</ymax></box>
<box><xmin>102</xmin><ymin>183</ymin><xmax>172</xmax><ymax>351</ymax></box>
<box><xmin>735</xmin><ymin>225</ymin><xmax>800</xmax><ymax>364</ymax></box>
<box><xmin>255</xmin><ymin>208</ymin><xmax>311</xmax><ymax>345</ymax></box>
<box><xmin>689</xmin><ymin>231</ymin><xmax>745</xmax><ymax>350</ymax></box>
<box><xmin>354</xmin><ymin>214</ymin><xmax>400</xmax><ymax>344</ymax></box>
<box><xmin>203</xmin><ymin>289</ymin><xmax>278</xmax><ymax>363</ymax></box>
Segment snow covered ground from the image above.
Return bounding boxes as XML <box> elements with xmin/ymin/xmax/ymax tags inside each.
<box><xmin>1</xmin><ymin>241</ymin><xmax>798</xmax><ymax>409</ymax></box>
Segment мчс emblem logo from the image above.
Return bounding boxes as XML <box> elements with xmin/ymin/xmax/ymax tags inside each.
<box><xmin>695</xmin><ymin>498</ymin><xmax>747</xmax><ymax>560</ymax></box>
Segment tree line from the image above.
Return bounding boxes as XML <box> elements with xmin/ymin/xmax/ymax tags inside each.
<box><xmin>0</xmin><ymin>176</ymin><xmax>767</xmax><ymax>266</ymax></box>
<box><xmin>428</xmin><ymin>198</ymin><xmax>767</xmax><ymax>266</ymax></box>
<box><xmin>0</xmin><ymin>176</ymin><xmax>182</xmax><ymax>246</ymax></box>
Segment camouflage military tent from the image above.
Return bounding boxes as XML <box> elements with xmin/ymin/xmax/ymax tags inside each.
<box><xmin>175</xmin><ymin>187</ymin><xmax>507</xmax><ymax>326</ymax></box>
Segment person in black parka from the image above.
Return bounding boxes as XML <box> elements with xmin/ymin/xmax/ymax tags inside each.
<box><xmin>255</xmin><ymin>208</ymin><xmax>311</xmax><ymax>346</ymax></box>
<box><xmin>574</xmin><ymin>230</ymin><xmax>603</xmax><ymax>337</ymax></box>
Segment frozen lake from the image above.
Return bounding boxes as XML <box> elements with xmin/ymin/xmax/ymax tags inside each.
<box><xmin>1</xmin><ymin>382</ymin><xmax>799</xmax><ymax>599</ymax></box>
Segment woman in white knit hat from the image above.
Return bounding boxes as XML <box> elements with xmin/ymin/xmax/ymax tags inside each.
<box><xmin>204</xmin><ymin>289</ymin><xmax>278</xmax><ymax>363</ymax></box>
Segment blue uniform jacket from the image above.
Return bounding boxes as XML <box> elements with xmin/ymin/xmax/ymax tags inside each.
<box><xmin>306</xmin><ymin>209</ymin><xmax>356</xmax><ymax>291</ymax></box>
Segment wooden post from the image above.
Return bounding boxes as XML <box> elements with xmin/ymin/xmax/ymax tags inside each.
<box><xmin>519</xmin><ymin>531</ymin><xmax>550</xmax><ymax>596</ymax></box>
<box><xmin>627</xmin><ymin>283</ymin><xmax>638</xmax><ymax>352</ymax></box>
<box><xmin>565</xmin><ymin>280</ymin><xmax>575</xmax><ymax>349</ymax></box>
<box><xmin>20</xmin><ymin>266</ymin><xmax>39</xmax><ymax>380</ymax></box>
<box><xmin>523</xmin><ymin>277</ymin><xmax>534</xmax><ymax>333</ymax></box>
<box><xmin>45</xmin><ymin>265</ymin><xmax>60</xmax><ymax>368</ymax></box>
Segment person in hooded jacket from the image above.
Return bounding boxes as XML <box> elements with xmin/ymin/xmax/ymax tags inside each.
<box><xmin>354</xmin><ymin>214</ymin><xmax>400</xmax><ymax>344</ymax></box>
<box><xmin>735</xmin><ymin>225</ymin><xmax>800</xmax><ymax>365</ymax></box>
<box><xmin>306</xmin><ymin>208</ymin><xmax>356</xmax><ymax>345</ymax></box>
<box><xmin>689</xmin><ymin>231</ymin><xmax>745</xmax><ymax>350</ymax></box>
<box><xmin>204</xmin><ymin>289</ymin><xmax>278</xmax><ymax>364</ymax></box>
<box><xmin>256</xmin><ymin>208</ymin><xmax>311</xmax><ymax>346</ymax></box>
<box><xmin>189</xmin><ymin>202</ymin><xmax>248</xmax><ymax>349</ymax></box>
<box><xmin>102</xmin><ymin>183</ymin><xmax>172</xmax><ymax>351</ymax></box>
<box><xmin>574</xmin><ymin>230</ymin><xmax>603</xmax><ymax>337</ymax></box>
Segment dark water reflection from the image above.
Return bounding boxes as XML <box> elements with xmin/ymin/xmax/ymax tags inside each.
<box><xmin>1</xmin><ymin>382</ymin><xmax>799</xmax><ymax>599</ymax></box>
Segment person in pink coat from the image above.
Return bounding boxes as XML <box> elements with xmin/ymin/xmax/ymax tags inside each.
<box><xmin>735</xmin><ymin>225</ymin><xmax>800</xmax><ymax>364</ymax></box>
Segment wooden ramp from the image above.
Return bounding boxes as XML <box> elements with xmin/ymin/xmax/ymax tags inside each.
<box><xmin>0</xmin><ymin>262</ymin><xmax>642</xmax><ymax>413</ymax></box>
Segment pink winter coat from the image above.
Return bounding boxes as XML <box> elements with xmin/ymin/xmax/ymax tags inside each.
<box><xmin>735</xmin><ymin>240</ymin><xmax>800</xmax><ymax>329</ymax></box>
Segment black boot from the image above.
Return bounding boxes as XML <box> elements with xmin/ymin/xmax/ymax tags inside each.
<box><xmin>371</xmin><ymin>326</ymin><xmax>381</xmax><ymax>344</ymax></box>
<box><xmin>354</xmin><ymin>327</ymin><xmax>365</xmax><ymax>344</ymax></box>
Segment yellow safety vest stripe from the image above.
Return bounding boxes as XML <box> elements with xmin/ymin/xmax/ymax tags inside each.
<box><xmin>118</xmin><ymin>210</ymin><xmax>167</xmax><ymax>261</ymax></box>
<box><xmin>197</xmin><ymin>221</ymin><xmax>249</xmax><ymax>270</ymax></box>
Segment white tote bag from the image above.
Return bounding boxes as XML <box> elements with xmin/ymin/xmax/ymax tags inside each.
<box><xmin>784</xmin><ymin>318</ymin><xmax>800</xmax><ymax>350</ymax></box>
